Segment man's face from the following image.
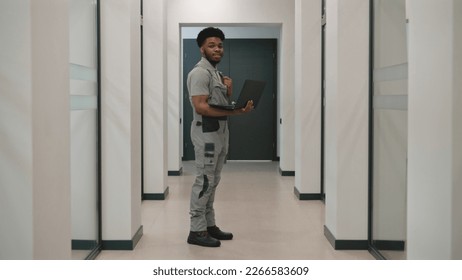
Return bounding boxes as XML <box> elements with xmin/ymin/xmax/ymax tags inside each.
<box><xmin>201</xmin><ymin>37</ymin><xmax>224</xmax><ymax>66</ymax></box>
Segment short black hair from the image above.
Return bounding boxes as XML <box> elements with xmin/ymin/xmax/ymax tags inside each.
<box><xmin>196</xmin><ymin>27</ymin><xmax>225</xmax><ymax>47</ymax></box>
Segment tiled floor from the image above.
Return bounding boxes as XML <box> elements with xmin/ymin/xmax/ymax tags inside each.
<box><xmin>96</xmin><ymin>161</ymin><xmax>375</xmax><ymax>260</ymax></box>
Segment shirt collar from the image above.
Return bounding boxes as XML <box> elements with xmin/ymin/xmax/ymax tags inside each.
<box><xmin>198</xmin><ymin>57</ymin><xmax>218</xmax><ymax>72</ymax></box>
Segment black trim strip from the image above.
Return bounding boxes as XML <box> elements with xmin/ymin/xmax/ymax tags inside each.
<box><xmin>293</xmin><ymin>187</ymin><xmax>322</xmax><ymax>200</ymax></box>
<box><xmin>367</xmin><ymin>0</ymin><xmax>375</xmax><ymax>252</ymax></box>
<box><xmin>321</xmin><ymin>0</ymin><xmax>326</xmax><ymax>202</ymax></box>
<box><xmin>373</xmin><ymin>240</ymin><xmax>405</xmax><ymax>251</ymax></box>
<box><xmin>279</xmin><ymin>168</ymin><xmax>295</xmax><ymax>176</ymax></box>
<box><xmin>140</xmin><ymin>0</ymin><xmax>145</xmax><ymax>199</ymax></box>
<box><xmin>95</xmin><ymin>0</ymin><xmax>103</xmax><ymax>260</ymax></box>
<box><xmin>324</xmin><ymin>225</ymin><xmax>368</xmax><ymax>250</ymax></box>
<box><xmin>168</xmin><ymin>168</ymin><xmax>183</xmax><ymax>176</ymax></box>
<box><xmin>72</xmin><ymin>240</ymin><xmax>98</xmax><ymax>250</ymax></box>
<box><xmin>143</xmin><ymin>187</ymin><xmax>170</xmax><ymax>200</ymax></box>
<box><xmin>367</xmin><ymin>0</ymin><xmax>387</xmax><ymax>260</ymax></box>
<box><xmin>102</xmin><ymin>226</ymin><xmax>144</xmax><ymax>250</ymax></box>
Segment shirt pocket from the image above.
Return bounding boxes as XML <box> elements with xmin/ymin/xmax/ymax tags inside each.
<box><xmin>208</xmin><ymin>78</ymin><xmax>228</xmax><ymax>106</ymax></box>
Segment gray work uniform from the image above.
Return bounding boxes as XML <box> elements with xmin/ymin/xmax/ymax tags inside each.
<box><xmin>187</xmin><ymin>57</ymin><xmax>231</xmax><ymax>232</ymax></box>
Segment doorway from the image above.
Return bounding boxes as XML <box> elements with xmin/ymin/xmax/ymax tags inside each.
<box><xmin>182</xmin><ymin>38</ymin><xmax>278</xmax><ymax>161</ymax></box>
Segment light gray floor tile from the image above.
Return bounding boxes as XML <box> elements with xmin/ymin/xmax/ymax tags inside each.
<box><xmin>97</xmin><ymin>162</ymin><xmax>374</xmax><ymax>260</ymax></box>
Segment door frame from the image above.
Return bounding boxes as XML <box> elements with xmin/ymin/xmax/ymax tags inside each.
<box><xmin>180</xmin><ymin>26</ymin><xmax>281</xmax><ymax>162</ymax></box>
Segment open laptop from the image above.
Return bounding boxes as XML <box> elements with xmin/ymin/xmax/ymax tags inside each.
<box><xmin>210</xmin><ymin>79</ymin><xmax>266</xmax><ymax>110</ymax></box>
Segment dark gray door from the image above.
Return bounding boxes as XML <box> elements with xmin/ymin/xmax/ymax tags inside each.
<box><xmin>183</xmin><ymin>39</ymin><xmax>277</xmax><ymax>161</ymax></box>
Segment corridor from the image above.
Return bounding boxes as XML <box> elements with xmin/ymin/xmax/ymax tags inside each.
<box><xmin>97</xmin><ymin>162</ymin><xmax>374</xmax><ymax>260</ymax></box>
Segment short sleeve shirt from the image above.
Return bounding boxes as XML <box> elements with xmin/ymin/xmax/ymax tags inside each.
<box><xmin>187</xmin><ymin>57</ymin><xmax>229</xmax><ymax>121</ymax></box>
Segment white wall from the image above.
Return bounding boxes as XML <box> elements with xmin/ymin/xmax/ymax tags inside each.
<box><xmin>69</xmin><ymin>0</ymin><xmax>100</xmax><ymax>242</ymax></box>
<box><xmin>165</xmin><ymin>0</ymin><xmax>295</xmax><ymax>172</ymax></box>
<box><xmin>324</xmin><ymin>0</ymin><xmax>369</xmax><ymax>240</ymax></box>
<box><xmin>0</xmin><ymin>0</ymin><xmax>71</xmax><ymax>259</ymax></box>
<box><xmin>407</xmin><ymin>0</ymin><xmax>462</xmax><ymax>259</ymax></box>
<box><xmin>372</xmin><ymin>0</ymin><xmax>408</xmax><ymax>243</ymax></box>
<box><xmin>143</xmin><ymin>0</ymin><xmax>169</xmax><ymax>196</ymax></box>
<box><xmin>100</xmin><ymin>0</ymin><xmax>142</xmax><ymax>241</ymax></box>
<box><xmin>294</xmin><ymin>0</ymin><xmax>322</xmax><ymax>196</ymax></box>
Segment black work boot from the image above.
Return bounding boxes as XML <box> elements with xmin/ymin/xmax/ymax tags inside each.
<box><xmin>187</xmin><ymin>231</ymin><xmax>221</xmax><ymax>247</ymax></box>
<box><xmin>207</xmin><ymin>225</ymin><xmax>233</xmax><ymax>240</ymax></box>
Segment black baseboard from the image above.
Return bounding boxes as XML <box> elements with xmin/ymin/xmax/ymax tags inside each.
<box><xmin>373</xmin><ymin>240</ymin><xmax>405</xmax><ymax>251</ymax></box>
<box><xmin>294</xmin><ymin>187</ymin><xmax>322</xmax><ymax>200</ymax></box>
<box><xmin>102</xmin><ymin>225</ymin><xmax>143</xmax><ymax>250</ymax></box>
<box><xmin>324</xmin><ymin>225</ymin><xmax>368</xmax><ymax>250</ymax></box>
<box><xmin>143</xmin><ymin>186</ymin><xmax>169</xmax><ymax>200</ymax></box>
<box><xmin>168</xmin><ymin>167</ymin><xmax>183</xmax><ymax>176</ymax></box>
<box><xmin>279</xmin><ymin>167</ymin><xmax>295</xmax><ymax>176</ymax></box>
<box><xmin>72</xmin><ymin>239</ymin><xmax>98</xmax><ymax>250</ymax></box>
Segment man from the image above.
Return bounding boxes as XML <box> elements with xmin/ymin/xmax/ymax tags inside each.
<box><xmin>186</xmin><ymin>27</ymin><xmax>254</xmax><ymax>247</ymax></box>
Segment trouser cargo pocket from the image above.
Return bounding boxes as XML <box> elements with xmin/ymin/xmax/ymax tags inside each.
<box><xmin>204</xmin><ymin>143</ymin><xmax>215</xmax><ymax>166</ymax></box>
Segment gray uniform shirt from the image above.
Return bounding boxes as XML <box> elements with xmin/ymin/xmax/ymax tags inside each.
<box><xmin>187</xmin><ymin>57</ymin><xmax>230</xmax><ymax>122</ymax></box>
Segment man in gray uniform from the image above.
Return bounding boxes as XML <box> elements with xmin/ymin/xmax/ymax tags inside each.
<box><xmin>187</xmin><ymin>27</ymin><xmax>254</xmax><ymax>247</ymax></box>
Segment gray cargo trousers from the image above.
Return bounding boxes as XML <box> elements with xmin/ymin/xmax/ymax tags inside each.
<box><xmin>190</xmin><ymin>118</ymin><xmax>229</xmax><ymax>232</ymax></box>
